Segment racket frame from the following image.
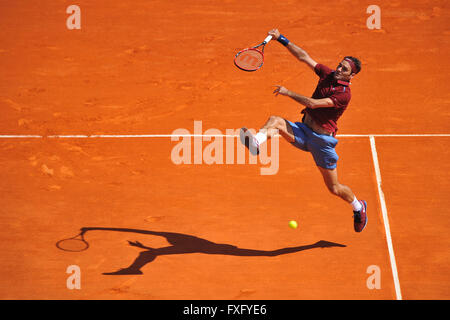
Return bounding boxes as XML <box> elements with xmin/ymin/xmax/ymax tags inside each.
<box><xmin>234</xmin><ymin>35</ymin><xmax>272</xmax><ymax>72</ymax></box>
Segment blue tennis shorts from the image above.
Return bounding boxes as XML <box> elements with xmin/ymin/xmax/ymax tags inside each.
<box><xmin>286</xmin><ymin>120</ymin><xmax>339</xmax><ymax>170</ymax></box>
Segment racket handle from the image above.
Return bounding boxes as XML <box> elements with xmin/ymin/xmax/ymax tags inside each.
<box><xmin>263</xmin><ymin>35</ymin><xmax>273</xmax><ymax>44</ymax></box>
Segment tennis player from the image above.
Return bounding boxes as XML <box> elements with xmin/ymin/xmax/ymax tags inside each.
<box><xmin>240</xmin><ymin>29</ymin><xmax>367</xmax><ymax>232</ymax></box>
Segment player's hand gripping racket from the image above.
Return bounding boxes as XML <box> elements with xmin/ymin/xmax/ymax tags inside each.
<box><xmin>234</xmin><ymin>35</ymin><xmax>272</xmax><ymax>71</ymax></box>
<box><xmin>56</xmin><ymin>228</ymin><xmax>90</xmax><ymax>252</ymax></box>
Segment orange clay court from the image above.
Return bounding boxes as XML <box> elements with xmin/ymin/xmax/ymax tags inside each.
<box><xmin>0</xmin><ymin>0</ymin><xmax>449</xmax><ymax>300</ymax></box>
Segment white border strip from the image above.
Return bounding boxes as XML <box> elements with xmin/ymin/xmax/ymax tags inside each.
<box><xmin>369</xmin><ymin>135</ymin><xmax>402</xmax><ymax>300</ymax></box>
<box><xmin>0</xmin><ymin>134</ymin><xmax>449</xmax><ymax>139</ymax></box>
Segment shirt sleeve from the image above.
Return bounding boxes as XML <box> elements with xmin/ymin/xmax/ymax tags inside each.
<box><xmin>314</xmin><ymin>63</ymin><xmax>334</xmax><ymax>79</ymax></box>
<box><xmin>329</xmin><ymin>91</ymin><xmax>351</xmax><ymax>109</ymax></box>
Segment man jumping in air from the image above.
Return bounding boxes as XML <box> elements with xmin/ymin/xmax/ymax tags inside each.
<box><xmin>240</xmin><ymin>29</ymin><xmax>368</xmax><ymax>232</ymax></box>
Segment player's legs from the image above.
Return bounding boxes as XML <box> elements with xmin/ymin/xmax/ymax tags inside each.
<box><xmin>318</xmin><ymin>165</ymin><xmax>368</xmax><ymax>232</ymax></box>
<box><xmin>317</xmin><ymin>166</ymin><xmax>355</xmax><ymax>203</ymax></box>
<box><xmin>240</xmin><ymin>115</ymin><xmax>297</xmax><ymax>156</ymax></box>
<box><xmin>259</xmin><ymin>115</ymin><xmax>295</xmax><ymax>143</ymax></box>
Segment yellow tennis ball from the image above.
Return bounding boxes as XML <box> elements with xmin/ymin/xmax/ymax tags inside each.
<box><xmin>288</xmin><ymin>220</ymin><xmax>298</xmax><ymax>229</ymax></box>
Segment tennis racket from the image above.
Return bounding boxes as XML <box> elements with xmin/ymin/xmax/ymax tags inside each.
<box><xmin>56</xmin><ymin>229</ymin><xmax>89</xmax><ymax>252</ymax></box>
<box><xmin>234</xmin><ymin>35</ymin><xmax>272</xmax><ymax>72</ymax></box>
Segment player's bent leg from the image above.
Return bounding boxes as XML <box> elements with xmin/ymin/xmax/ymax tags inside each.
<box><xmin>317</xmin><ymin>166</ymin><xmax>355</xmax><ymax>203</ymax></box>
<box><xmin>317</xmin><ymin>166</ymin><xmax>368</xmax><ymax>232</ymax></box>
<box><xmin>240</xmin><ymin>115</ymin><xmax>295</xmax><ymax>155</ymax></box>
<box><xmin>261</xmin><ymin>115</ymin><xmax>295</xmax><ymax>143</ymax></box>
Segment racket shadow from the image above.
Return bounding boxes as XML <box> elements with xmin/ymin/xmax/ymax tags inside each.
<box><xmin>75</xmin><ymin>227</ymin><xmax>346</xmax><ymax>275</ymax></box>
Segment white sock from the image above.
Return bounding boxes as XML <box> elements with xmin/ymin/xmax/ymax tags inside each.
<box><xmin>351</xmin><ymin>197</ymin><xmax>362</xmax><ymax>212</ymax></box>
<box><xmin>254</xmin><ymin>131</ymin><xmax>267</xmax><ymax>145</ymax></box>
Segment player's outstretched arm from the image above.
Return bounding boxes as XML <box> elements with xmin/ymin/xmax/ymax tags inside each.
<box><xmin>286</xmin><ymin>42</ymin><xmax>318</xmax><ymax>71</ymax></box>
<box><xmin>273</xmin><ymin>86</ymin><xmax>333</xmax><ymax>109</ymax></box>
<box><xmin>268</xmin><ymin>29</ymin><xmax>318</xmax><ymax>71</ymax></box>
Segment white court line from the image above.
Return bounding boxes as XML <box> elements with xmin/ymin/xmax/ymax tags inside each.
<box><xmin>1</xmin><ymin>134</ymin><xmax>450</xmax><ymax>138</ymax></box>
<box><xmin>369</xmin><ymin>135</ymin><xmax>402</xmax><ymax>300</ymax></box>
<box><xmin>0</xmin><ymin>135</ymin><xmax>43</xmax><ymax>138</ymax></box>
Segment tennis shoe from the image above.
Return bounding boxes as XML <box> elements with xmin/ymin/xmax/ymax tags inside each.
<box><xmin>239</xmin><ymin>127</ymin><xmax>260</xmax><ymax>156</ymax></box>
<box><xmin>353</xmin><ymin>200</ymin><xmax>368</xmax><ymax>232</ymax></box>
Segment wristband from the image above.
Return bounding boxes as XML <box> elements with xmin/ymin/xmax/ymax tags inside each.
<box><xmin>277</xmin><ymin>34</ymin><xmax>290</xmax><ymax>46</ymax></box>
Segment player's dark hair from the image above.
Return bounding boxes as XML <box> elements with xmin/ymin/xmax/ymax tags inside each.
<box><xmin>344</xmin><ymin>56</ymin><xmax>362</xmax><ymax>74</ymax></box>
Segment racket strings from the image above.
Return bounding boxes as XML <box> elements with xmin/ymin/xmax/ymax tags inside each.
<box><xmin>234</xmin><ymin>48</ymin><xmax>264</xmax><ymax>71</ymax></box>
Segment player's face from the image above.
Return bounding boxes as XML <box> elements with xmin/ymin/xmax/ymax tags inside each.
<box><xmin>335</xmin><ymin>60</ymin><xmax>353</xmax><ymax>81</ymax></box>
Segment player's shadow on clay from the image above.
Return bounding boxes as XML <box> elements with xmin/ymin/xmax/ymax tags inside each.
<box><xmin>78</xmin><ymin>227</ymin><xmax>346</xmax><ymax>275</ymax></box>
